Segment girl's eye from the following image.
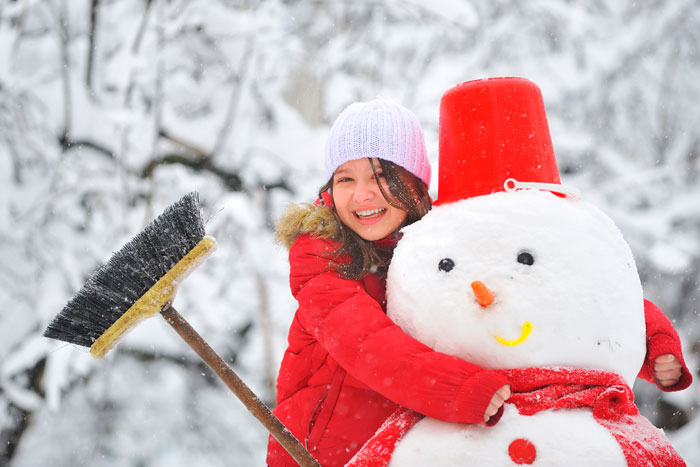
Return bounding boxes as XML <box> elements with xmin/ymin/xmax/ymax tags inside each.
<box><xmin>438</xmin><ymin>258</ymin><xmax>455</xmax><ymax>272</ymax></box>
<box><xmin>517</xmin><ymin>251</ymin><xmax>535</xmax><ymax>266</ymax></box>
<box><xmin>335</xmin><ymin>177</ymin><xmax>352</xmax><ymax>183</ymax></box>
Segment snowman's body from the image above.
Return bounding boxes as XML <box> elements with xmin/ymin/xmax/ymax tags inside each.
<box><xmin>390</xmin><ymin>406</ymin><xmax>625</xmax><ymax>466</ymax></box>
<box><xmin>384</xmin><ymin>189</ymin><xmax>649</xmax><ymax>466</ymax></box>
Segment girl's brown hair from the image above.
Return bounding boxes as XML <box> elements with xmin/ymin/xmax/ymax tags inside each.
<box><xmin>320</xmin><ymin>158</ymin><xmax>431</xmax><ymax>280</ymax></box>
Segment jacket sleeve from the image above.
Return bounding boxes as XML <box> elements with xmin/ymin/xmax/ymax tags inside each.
<box><xmin>289</xmin><ymin>235</ymin><xmax>510</xmax><ymax>425</ymax></box>
<box><xmin>637</xmin><ymin>299</ymin><xmax>692</xmax><ymax>391</ymax></box>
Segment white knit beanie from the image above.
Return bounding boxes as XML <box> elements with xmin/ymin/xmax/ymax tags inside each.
<box><xmin>324</xmin><ymin>98</ymin><xmax>431</xmax><ymax>188</ymax></box>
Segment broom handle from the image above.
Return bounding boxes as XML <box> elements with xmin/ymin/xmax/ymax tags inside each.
<box><xmin>161</xmin><ymin>305</ymin><xmax>320</xmax><ymax>467</ymax></box>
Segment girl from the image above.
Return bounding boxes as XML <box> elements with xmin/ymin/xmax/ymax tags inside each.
<box><xmin>266</xmin><ymin>99</ymin><xmax>512</xmax><ymax>466</ymax></box>
<box><xmin>266</xmin><ymin>98</ymin><xmax>690</xmax><ymax>466</ymax></box>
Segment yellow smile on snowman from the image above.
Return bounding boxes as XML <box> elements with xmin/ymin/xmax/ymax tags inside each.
<box><xmin>471</xmin><ymin>280</ymin><xmax>533</xmax><ymax>346</ymax></box>
<box><xmin>495</xmin><ymin>321</ymin><xmax>533</xmax><ymax>346</ymax></box>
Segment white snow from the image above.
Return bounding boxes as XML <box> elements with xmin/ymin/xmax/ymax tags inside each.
<box><xmin>1</xmin><ymin>1</ymin><xmax>698</xmax><ymax>466</ymax></box>
<box><xmin>389</xmin><ymin>190</ymin><xmax>646</xmax><ymax>384</ymax></box>
<box><xmin>384</xmin><ymin>188</ymin><xmax>669</xmax><ymax>465</ymax></box>
<box><xmin>390</xmin><ymin>407</ymin><xmax>626</xmax><ymax>466</ymax></box>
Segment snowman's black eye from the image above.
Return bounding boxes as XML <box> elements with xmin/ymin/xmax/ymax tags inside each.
<box><xmin>517</xmin><ymin>251</ymin><xmax>535</xmax><ymax>266</ymax></box>
<box><xmin>438</xmin><ymin>258</ymin><xmax>455</xmax><ymax>272</ymax></box>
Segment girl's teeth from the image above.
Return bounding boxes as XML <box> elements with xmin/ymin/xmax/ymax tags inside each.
<box><xmin>356</xmin><ymin>208</ymin><xmax>385</xmax><ymax>219</ymax></box>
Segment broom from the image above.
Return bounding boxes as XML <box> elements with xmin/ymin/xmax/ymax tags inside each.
<box><xmin>44</xmin><ymin>192</ymin><xmax>320</xmax><ymax>467</ymax></box>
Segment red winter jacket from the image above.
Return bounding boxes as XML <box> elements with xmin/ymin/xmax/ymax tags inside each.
<box><xmin>267</xmin><ymin>232</ymin><xmax>691</xmax><ymax>467</ymax></box>
<box><xmin>638</xmin><ymin>300</ymin><xmax>692</xmax><ymax>391</ymax></box>
<box><xmin>266</xmin><ymin>233</ymin><xmax>510</xmax><ymax>467</ymax></box>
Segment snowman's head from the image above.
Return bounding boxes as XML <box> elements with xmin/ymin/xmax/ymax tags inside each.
<box><xmin>387</xmin><ymin>189</ymin><xmax>646</xmax><ymax>385</ymax></box>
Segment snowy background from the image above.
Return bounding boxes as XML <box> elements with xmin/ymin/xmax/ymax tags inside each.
<box><xmin>1</xmin><ymin>0</ymin><xmax>698</xmax><ymax>466</ymax></box>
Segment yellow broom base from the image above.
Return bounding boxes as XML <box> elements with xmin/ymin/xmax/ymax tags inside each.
<box><xmin>90</xmin><ymin>235</ymin><xmax>217</xmax><ymax>359</ymax></box>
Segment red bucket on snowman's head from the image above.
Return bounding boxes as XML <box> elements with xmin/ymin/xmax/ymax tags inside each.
<box><xmin>435</xmin><ymin>77</ymin><xmax>562</xmax><ymax>205</ymax></box>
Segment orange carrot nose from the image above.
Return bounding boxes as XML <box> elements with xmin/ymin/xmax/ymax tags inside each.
<box><xmin>471</xmin><ymin>281</ymin><xmax>495</xmax><ymax>307</ymax></box>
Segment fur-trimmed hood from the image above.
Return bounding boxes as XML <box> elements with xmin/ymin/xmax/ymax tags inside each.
<box><xmin>275</xmin><ymin>202</ymin><xmax>339</xmax><ymax>250</ymax></box>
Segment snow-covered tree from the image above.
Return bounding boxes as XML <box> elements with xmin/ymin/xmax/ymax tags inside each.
<box><xmin>1</xmin><ymin>0</ymin><xmax>698</xmax><ymax>465</ymax></box>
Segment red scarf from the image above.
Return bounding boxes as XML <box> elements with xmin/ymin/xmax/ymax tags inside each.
<box><xmin>347</xmin><ymin>368</ymin><xmax>685</xmax><ymax>467</ymax></box>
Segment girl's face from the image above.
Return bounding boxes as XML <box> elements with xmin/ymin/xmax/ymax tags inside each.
<box><xmin>332</xmin><ymin>158</ymin><xmax>408</xmax><ymax>241</ymax></box>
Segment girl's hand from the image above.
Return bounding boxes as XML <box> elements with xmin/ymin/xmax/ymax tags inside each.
<box><xmin>484</xmin><ymin>385</ymin><xmax>511</xmax><ymax>423</ymax></box>
<box><xmin>654</xmin><ymin>354</ymin><xmax>682</xmax><ymax>387</ymax></box>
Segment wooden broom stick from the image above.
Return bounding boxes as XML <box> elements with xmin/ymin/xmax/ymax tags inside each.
<box><xmin>161</xmin><ymin>305</ymin><xmax>320</xmax><ymax>467</ymax></box>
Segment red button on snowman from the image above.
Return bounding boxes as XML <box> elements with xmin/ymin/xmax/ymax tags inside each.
<box><xmin>349</xmin><ymin>78</ymin><xmax>685</xmax><ymax>467</ymax></box>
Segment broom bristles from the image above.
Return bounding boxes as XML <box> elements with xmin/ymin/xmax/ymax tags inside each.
<box><xmin>44</xmin><ymin>193</ymin><xmax>206</xmax><ymax>348</ymax></box>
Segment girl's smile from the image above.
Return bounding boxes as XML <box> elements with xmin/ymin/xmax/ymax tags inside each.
<box><xmin>354</xmin><ymin>208</ymin><xmax>386</xmax><ymax>222</ymax></box>
<box><xmin>332</xmin><ymin>158</ymin><xmax>407</xmax><ymax>241</ymax></box>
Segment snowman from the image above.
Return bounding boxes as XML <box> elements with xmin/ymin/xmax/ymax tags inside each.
<box><xmin>348</xmin><ymin>78</ymin><xmax>685</xmax><ymax>466</ymax></box>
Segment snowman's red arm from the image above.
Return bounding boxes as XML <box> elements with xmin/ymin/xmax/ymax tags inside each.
<box><xmin>638</xmin><ymin>299</ymin><xmax>692</xmax><ymax>391</ymax></box>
